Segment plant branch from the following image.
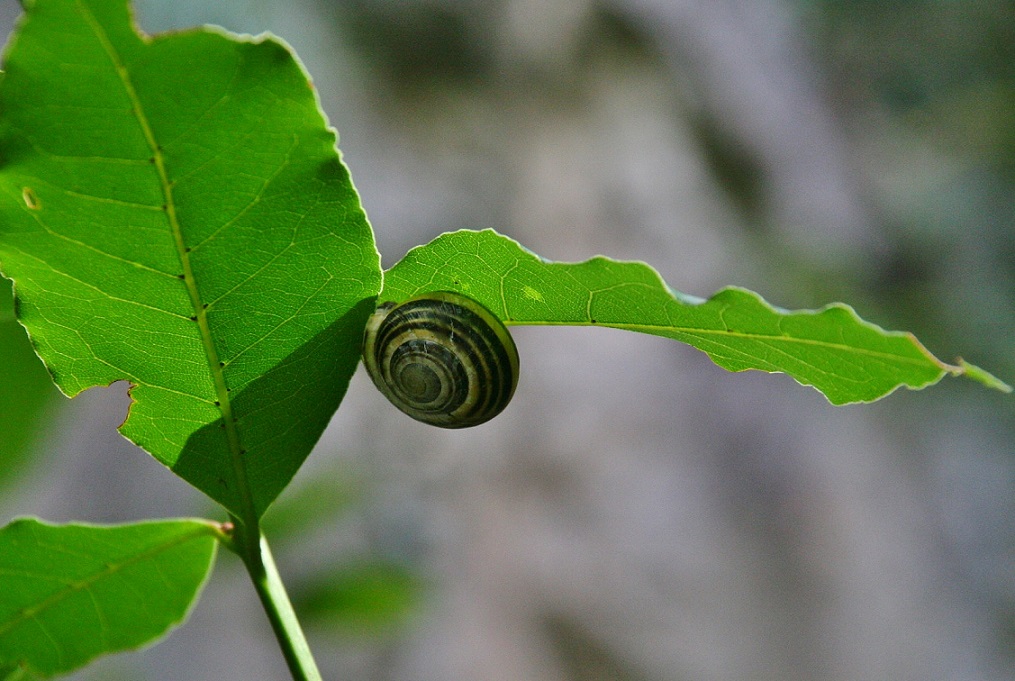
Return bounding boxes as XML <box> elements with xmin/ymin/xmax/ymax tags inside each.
<box><xmin>238</xmin><ymin>527</ymin><xmax>322</xmax><ymax>681</ymax></box>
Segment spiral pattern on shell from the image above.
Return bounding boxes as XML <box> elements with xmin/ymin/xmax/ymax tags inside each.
<box><xmin>362</xmin><ymin>291</ymin><xmax>520</xmax><ymax>428</ymax></box>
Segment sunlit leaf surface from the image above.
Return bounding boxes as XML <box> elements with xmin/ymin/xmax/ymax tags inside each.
<box><xmin>0</xmin><ymin>0</ymin><xmax>381</xmax><ymax>519</ymax></box>
<box><xmin>381</xmin><ymin>230</ymin><xmax>1009</xmax><ymax>404</ymax></box>
<box><xmin>0</xmin><ymin>518</ymin><xmax>218</xmax><ymax>677</ymax></box>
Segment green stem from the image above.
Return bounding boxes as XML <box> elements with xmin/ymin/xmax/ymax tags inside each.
<box><xmin>238</xmin><ymin>526</ymin><xmax>322</xmax><ymax>681</ymax></box>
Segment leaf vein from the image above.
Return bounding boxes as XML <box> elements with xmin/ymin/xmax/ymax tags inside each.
<box><xmin>74</xmin><ymin>0</ymin><xmax>257</xmax><ymax>527</ymax></box>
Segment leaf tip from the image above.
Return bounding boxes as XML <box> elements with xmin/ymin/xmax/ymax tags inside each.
<box><xmin>953</xmin><ymin>359</ymin><xmax>1013</xmax><ymax>393</ymax></box>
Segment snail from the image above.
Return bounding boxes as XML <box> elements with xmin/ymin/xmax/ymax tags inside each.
<box><xmin>362</xmin><ymin>291</ymin><xmax>519</xmax><ymax>428</ymax></box>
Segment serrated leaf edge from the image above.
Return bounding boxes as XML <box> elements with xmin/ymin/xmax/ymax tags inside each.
<box><xmin>383</xmin><ymin>229</ymin><xmax>1009</xmax><ymax>402</ymax></box>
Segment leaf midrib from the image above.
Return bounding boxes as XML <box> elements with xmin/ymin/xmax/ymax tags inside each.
<box><xmin>76</xmin><ymin>1</ymin><xmax>256</xmax><ymax>524</ymax></box>
<box><xmin>506</xmin><ymin>320</ymin><xmax>949</xmax><ymax>371</ymax></box>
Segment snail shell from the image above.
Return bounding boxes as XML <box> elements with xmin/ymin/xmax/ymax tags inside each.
<box><xmin>362</xmin><ymin>291</ymin><xmax>519</xmax><ymax>428</ymax></box>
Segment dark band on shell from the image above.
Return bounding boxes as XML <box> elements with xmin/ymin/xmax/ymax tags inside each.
<box><xmin>362</xmin><ymin>291</ymin><xmax>519</xmax><ymax>428</ymax></box>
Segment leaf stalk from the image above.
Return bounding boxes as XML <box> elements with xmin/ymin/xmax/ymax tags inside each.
<box><xmin>236</xmin><ymin>527</ymin><xmax>322</xmax><ymax>681</ymax></box>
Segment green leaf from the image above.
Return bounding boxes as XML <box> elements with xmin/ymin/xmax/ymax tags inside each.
<box><xmin>0</xmin><ymin>663</ymin><xmax>40</xmax><ymax>681</ymax></box>
<box><xmin>380</xmin><ymin>230</ymin><xmax>1011</xmax><ymax>404</ymax></box>
<box><xmin>0</xmin><ymin>517</ymin><xmax>219</xmax><ymax>677</ymax></box>
<box><xmin>0</xmin><ymin>0</ymin><xmax>381</xmax><ymax>519</ymax></box>
<box><xmin>0</xmin><ymin>278</ymin><xmax>61</xmax><ymax>491</ymax></box>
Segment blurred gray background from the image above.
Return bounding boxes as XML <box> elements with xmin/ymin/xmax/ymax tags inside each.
<box><xmin>1</xmin><ymin>1</ymin><xmax>1013</xmax><ymax>680</ymax></box>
